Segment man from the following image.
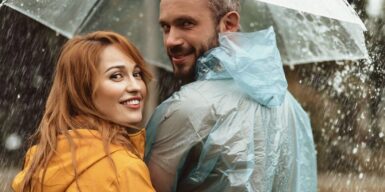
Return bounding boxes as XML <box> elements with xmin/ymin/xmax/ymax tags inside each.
<box><xmin>145</xmin><ymin>0</ymin><xmax>317</xmax><ymax>191</ymax></box>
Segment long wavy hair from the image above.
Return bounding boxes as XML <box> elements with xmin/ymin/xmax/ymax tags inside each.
<box><xmin>19</xmin><ymin>31</ymin><xmax>153</xmax><ymax>192</ymax></box>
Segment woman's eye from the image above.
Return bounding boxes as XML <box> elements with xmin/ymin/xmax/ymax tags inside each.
<box><xmin>110</xmin><ymin>73</ymin><xmax>124</xmax><ymax>81</ymax></box>
<box><xmin>133</xmin><ymin>69</ymin><xmax>143</xmax><ymax>79</ymax></box>
<box><xmin>133</xmin><ymin>72</ymin><xmax>142</xmax><ymax>78</ymax></box>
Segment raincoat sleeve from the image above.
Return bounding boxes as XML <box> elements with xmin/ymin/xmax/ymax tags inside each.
<box><xmin>145</xmin><ymin>86</ymin><xmax>215</xmax><ymax>192</ymax></box>
<box><xmin>12</xmin><ymin>146</ymin><xmax>37</xmax><ymax>192</ymax></box>
<box><xmin>284</xmin><ymin>93</ymin><xmax>318</xmax><ymax>191</ymax></box>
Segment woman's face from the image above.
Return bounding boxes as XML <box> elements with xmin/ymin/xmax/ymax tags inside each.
<box><xmin>93</xmin><ymin>45</ymin><xmax>147</xmax><ymax>127</ymax></box>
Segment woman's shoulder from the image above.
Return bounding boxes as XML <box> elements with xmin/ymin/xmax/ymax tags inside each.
<box><xmin>81</xmin><ymin>148</ymin><xmax>153</xmax><ymax>191</ymax></box>
<box><xmin>109</xmin><ymin>149</ymin><xmax>154</xmax><ymax>191</ymax></box>
<box><xmin>23</xmin><ymin>145</ymin><xmax>38</xmax><ymax>166</ymax></box>
<box><xmin>109</xmin><ymin>148</ymin><xmax>145</xmax><ymax>168</ymax></box>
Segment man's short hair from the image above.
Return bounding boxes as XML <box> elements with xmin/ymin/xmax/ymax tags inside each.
<box><xmin>208</xmin><ymin>0</ymin><xmax>240</xmax><ymax>23</ymax></box>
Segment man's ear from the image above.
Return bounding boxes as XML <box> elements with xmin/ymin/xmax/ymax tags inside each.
<box><xmin>219</xmin><ymin>11</ymin><xmax>240</xmax><ymax>32</ymax></box>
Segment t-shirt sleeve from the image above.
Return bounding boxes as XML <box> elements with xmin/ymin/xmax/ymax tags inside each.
<box><xmin>145</xmin><ymin>87</ymin><xmax>215</xmax><ymax>190</ymax></box>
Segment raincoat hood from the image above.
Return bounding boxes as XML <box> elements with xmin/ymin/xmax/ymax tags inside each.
<box><xmin>196</xmin><ymin>26</ymin><xmax>287</xmax><ymax>107</ymax></box>
<box><xmin>12</xmin><ymin>129</ymin><xmax>146</xmax><ymax>191</ymax></box>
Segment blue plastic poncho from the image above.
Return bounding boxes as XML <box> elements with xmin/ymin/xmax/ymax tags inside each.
<box><xmin>145</xmin><ymin>27</ymin><xmax>317</xmax><ymax>192</ymax></box>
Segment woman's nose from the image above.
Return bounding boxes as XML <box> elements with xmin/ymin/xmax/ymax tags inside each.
<box><xmin>125</xmin><ymin>76</ymin><xmax>141</xmax><ymax>92</ymax></box>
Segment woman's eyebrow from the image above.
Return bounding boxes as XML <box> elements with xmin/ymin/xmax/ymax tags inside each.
<box><xmin>105</xmin><ymin>65</ymin><xmax>125</xmax><ymax>73</ymax></box>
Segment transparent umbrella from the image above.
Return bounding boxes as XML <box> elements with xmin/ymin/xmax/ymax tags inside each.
<box><xmin>241</xmin><ymin>0</ymin><xmax>368</xmax><ymax>65</ymax></box>
<box><xmin>1</xmin><ymin>0</ymin><xmax>369</xmax><ymax>68</ymax></box>
<box><xmin>0</xmin><ymin>0</ymin><xmax>171</xmax><ymax>70</ymax></box>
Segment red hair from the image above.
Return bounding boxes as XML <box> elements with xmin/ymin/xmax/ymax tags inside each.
<box><xmin>19</xmin><ymin>31</ymin><xmax>152</xmax><ymax>191</ymax></box>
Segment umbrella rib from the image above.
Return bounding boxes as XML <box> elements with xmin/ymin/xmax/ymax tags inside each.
<box><xmin>75</xmin><ymin>0</ymin><xmax>104</xmax><ymax>35</ymax></box>
<box><xmin>0</xmin><ymin>0</ymin><xmax>8</xmax><ymax>8</ymax></box>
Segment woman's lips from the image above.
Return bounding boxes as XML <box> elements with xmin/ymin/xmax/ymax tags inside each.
<box><xmin>120</xmin><ymin>97</ymin><xmax>142</xmax><ymax>109</ymax></box>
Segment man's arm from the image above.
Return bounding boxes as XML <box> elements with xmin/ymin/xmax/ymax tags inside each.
<box><xmin>148</xmin><ymin>155</ymin><xmax>175</xmax><ymax>192</ymax></box>
<box><xmin>145</xmin><ymin>87</ymin><xmax>214</xmax><ymax>192</ymax></box>
<box><xmin>145</xmin><ymin>99</ymin><xmax>181</xmax><ymax>192</ymax></box>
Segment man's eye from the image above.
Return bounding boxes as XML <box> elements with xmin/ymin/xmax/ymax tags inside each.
<box><xmin>182</xmin><ymin>21</ymin><xmax>193</xmax><ymax>28</ymax></box>
<box><xmin>161</xmin><ymin>24</ymin><xmax>170</xmax><ymax>33</ymax></box>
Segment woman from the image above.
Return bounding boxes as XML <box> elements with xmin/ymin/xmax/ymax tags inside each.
<box><xmin>12</xmin><ymin>31</ymin><xmax>155</xmax><ymax>191</ymax></box>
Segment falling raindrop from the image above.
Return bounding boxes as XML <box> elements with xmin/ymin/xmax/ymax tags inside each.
<box><xmin>4</xmin><ymin>133</ymin><xmax>22</xmax><ymax>151</ymax></box>
<box><xmin>1</xmin><ymin>0</ymin><xmax>385</xmax><ymax>191</ymax></box>
<box><xmin>366</xmin><ymin>0</ymin><xmax>384</xmax><ymax>17</ymax></box>
<box><xmin>346</xmin><ymin>179</ymin><xmax>351</xmax><ymax>186</ymax></box>
<box><xmin>358</xmin><ymin>173</ymin><xmax>364</xmax><ymax>179</ymax></box>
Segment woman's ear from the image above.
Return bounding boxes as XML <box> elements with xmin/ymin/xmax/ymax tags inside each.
<box><xmin>219</xmin><ymin>11</ymin><xmax>240</xmax><ymax>32</ymax></box>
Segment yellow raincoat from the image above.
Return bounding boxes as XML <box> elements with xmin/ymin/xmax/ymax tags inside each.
<box><xmin>12</xmin><ymin>129</ymin><xmax>154</xmax><ymax>191</ymax></box>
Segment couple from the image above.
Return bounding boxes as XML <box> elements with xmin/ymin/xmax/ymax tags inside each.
<box><xmin>12</xmin><ymin>0</ymin><xmax>317</xmax><ymax>191</ymax></box>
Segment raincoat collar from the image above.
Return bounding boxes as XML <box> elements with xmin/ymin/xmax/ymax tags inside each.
<box><xmin>196</xmin><ymin>27</ymin><xmax>288</xmax><ymax>107</ymax></box>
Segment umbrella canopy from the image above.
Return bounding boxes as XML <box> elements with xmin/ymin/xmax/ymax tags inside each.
<box><xmin>241</xmin><ymin>0</ymin><xmax>368</xmax><ymax>65</ymax></box>
<box><xmin>1</xmin><ymin>0</ymin><xmax>171</xmax><ymax>70</ymax></box>
<box><xmin>1</xmin><ymin>0</ymin><xmax>369</xmax><ymax>68</ymax></box>
<box><xmin>256</xmin><ymin>0</ymin><xmax>366</xmax><ymax>29</ymax></box>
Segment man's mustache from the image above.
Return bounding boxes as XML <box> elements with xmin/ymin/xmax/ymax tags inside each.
<box><xmin>168</xmin><ymin>45</ymin><xmax>194</xmax><ymax>57</ymax></box>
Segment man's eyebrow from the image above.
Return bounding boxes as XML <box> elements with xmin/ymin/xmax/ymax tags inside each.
<box><xmin>159</xmin><ymin>15</ymin><xmax>196</xmax><ymax>26</ymax></box>
<box><xmin>159</xmin><ymin>20</ymin><xmax>166</xmax><ymax>26</ymax></box>
<box><xmin>175</xmin><ymin>16</ymin><xmax>196</xmax><ymax>23</ymax></box>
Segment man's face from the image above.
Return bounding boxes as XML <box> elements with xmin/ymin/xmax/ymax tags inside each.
<box><xmin>159</xmin><ymin>0</ymin><xmax>219</xmax><ymax>83</ymax></box>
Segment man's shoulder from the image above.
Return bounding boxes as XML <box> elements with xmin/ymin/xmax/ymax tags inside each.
<box><xmin>149</xmin><ymin>80</ymin><xmax>240</xmax><ymax>130</ymax></box>
<box><xmin>160</xmin><ymin>81</ymin><xmax>221</xmax><ymax>116</ymax></box>
<box><xmin>178</xmin><ymin>79</ymin><xmax>239</xmax><ymax>101</ymax></box>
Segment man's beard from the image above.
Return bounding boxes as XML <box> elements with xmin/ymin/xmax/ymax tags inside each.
<box><xmin>169</xmin><ymin>27</ymin><xmax>220</xmax><ymax>85</ymax></box>
<box><xmin>174</xmin><ymin>38</ymin><xmax>218</xmax><ymax>84</ymax></box>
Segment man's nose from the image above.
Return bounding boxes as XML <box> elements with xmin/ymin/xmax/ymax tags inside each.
<box><xmin>165</xmin><ymin>28</ymin><xmax>183</xmax><ymax>48</ymax></box>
